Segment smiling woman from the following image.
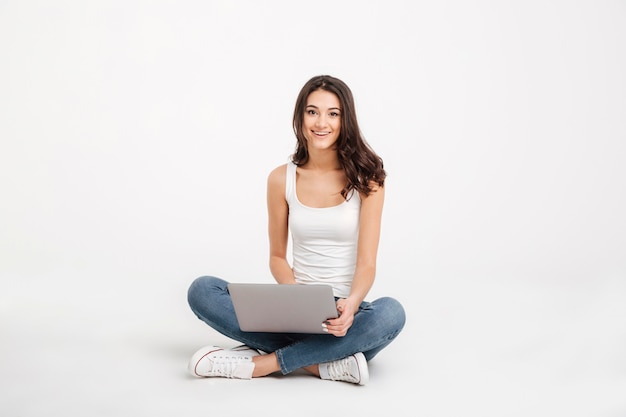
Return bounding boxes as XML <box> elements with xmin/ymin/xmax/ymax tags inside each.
<box><xmin>186</xmin><ymin>75</ymin><xmax>406</xmax><ymax>385</ymax></box>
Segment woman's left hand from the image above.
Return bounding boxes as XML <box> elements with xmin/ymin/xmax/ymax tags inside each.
<box><xmin>323</xmin><ymin>298</ymin><xmax>356</xmax><ymax>337</ymax></box>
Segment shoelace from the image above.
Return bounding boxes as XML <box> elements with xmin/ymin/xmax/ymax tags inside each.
<box><xmin>208</xmin><ymin>354</ymin><xmax>251</xmax><ymax>377</ymax></box>
<box><xmin>327</xmin><ymin>357</ymin><xmax>358</xmax><ymax>383</ymax></box>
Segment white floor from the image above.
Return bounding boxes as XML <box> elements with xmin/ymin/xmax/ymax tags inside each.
<box><xmin>2</xmin><ymin>269</ymin><xmax>625</xmax><ymax>417</ymax></box>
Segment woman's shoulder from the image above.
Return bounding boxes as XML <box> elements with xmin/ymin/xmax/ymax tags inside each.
<box><xmin>268</xmin><ymin>163</ymin><xmax>288</xmax><ymax>178</ymax></box>
<box><xmin>267</xmin><ymin>163</ymin><xmax>290</xmax><ymax>202</ymax></box>
<box><xmin>267</xmin><ymin>163</ymin><xmax>289</xmax><ymax>187</ymax></box>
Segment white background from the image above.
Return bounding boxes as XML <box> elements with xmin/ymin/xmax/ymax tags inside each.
<box><xmin>1</xmin><ymin>1</ymin><xmax>625</xmax><ymax>416</ymax></box>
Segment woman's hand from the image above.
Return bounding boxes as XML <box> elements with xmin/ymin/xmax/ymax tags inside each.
<box><xmin>322</xmin><ymin>298</ymin><xmax>357</xmax><ymax>337</ymax></box>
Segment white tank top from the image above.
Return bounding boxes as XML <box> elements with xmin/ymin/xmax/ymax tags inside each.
<box><xmin>285</xmin><ymin>161</ymin><xmax>361</xmax><ymax>298</ymax></box>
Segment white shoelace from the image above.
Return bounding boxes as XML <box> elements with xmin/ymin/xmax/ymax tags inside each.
<box><xmin>208</xmin><ymin>354</ymin><xmax>251</xmax><ymax>377</ymax></box>
<box><xmin>327</xmin><ymin>357</ymin><xmax>358</xmax><ymax>383</ymax></box>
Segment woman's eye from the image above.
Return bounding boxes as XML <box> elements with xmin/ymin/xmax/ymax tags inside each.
<box><xmin>307</xmin><ymin>110</ymin><xmax>317</xmax><ymax>115</ymax></box>
<box><xmin>330</xmin><ymin>112</ymin><xmax>340</xmax><ymax>117</ymax></box>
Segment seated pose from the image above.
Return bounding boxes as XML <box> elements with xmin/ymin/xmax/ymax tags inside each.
<box><xmin>187</xmin><ymin>75</ymin><xmax>406</xmax><ymax>385</ymax></box>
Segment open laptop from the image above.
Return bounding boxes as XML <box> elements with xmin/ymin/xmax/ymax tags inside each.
<box><xmin>227</xmin><ymin>283</ymin><xmax>339</xmax><ymax>334</ymax></box>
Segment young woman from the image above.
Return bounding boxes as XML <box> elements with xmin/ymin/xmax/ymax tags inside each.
<box><xmin>187</xmin><ymin>75</ymin><xmax>406</xmax><ymax>385</ymax></box>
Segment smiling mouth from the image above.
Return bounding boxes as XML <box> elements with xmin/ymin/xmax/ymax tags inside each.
<box><xmin>312</xmin><ymin>131</ymin><xmax>330</xmax><ymax>136</ymax></box>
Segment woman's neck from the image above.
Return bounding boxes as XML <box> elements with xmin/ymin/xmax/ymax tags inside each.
<box><xmin>304</xmin><ymin>149</ymin><xmax>341</xmax><ymax>171</ymax></box>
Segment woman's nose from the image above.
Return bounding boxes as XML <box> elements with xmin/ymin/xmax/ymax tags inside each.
<box><xmin>314</xmin><ymin>114</ymin><xmax>327</xmax><ymax>127</ymax></box>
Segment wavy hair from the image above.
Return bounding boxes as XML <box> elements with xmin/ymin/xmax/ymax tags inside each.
<box><xmin>291</xmin><ymin>75</ymin><xmax>386</xmax><ymax>198</ymax></box>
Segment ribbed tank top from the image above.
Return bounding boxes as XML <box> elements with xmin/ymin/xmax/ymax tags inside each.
<box><xmin>285</xmin><ymin>161</ymin><xmax>361</xmax><ymax>298</ymax></box>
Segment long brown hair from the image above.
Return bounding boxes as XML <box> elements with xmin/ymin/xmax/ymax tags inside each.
<box><xmin>291</xmin><ymin>75</ymin><xmax>386</xmax><ymax>199</ymax></box>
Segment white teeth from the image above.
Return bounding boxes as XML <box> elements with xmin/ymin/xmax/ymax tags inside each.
<box><xmin>314</xmin><ymin>131</ymin><xmax>329</xmax><ymax>135</ymax></box>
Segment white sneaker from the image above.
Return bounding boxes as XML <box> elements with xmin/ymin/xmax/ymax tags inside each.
<box><xmin>188</xmin><ymin>345</ymin><xmax>260</xmax><ymax>379</ymax></box>
<box><xmin>319</xmin><ymin>352</ymin><xmax>369</xmax><ymax>385</ymax></box>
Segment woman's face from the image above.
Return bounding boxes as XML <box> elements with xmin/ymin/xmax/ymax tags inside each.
<box><xmin>302</xmin><ymin>89</ymin><xmax>341</xmax><ymax>152</ymax></box>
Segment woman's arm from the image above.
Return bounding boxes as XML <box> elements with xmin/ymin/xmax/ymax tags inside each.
<box><xmin>266</xmin><ymin>164</ymin><xmax>296</xmax><ymax>284</ymax></box>
<box><xmin>326</xmin><ymin>183</ymin><xmax>384</xmax><ymax>336</ymax></box>
<box><xmin>348</xmin><ymin>182</ymin><xmax>384</xmax><ymax>306</ymax></box>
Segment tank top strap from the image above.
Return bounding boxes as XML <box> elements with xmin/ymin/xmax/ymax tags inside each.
<box><xmin>285</xmin><ymin>161</ymin><xmax>297</xmax><ymax>204</ymax></box>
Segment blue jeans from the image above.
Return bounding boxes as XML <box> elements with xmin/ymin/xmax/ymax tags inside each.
<box><xmin>187</xmin><ymin>276</ymin><xmax>406</xmax><ymax>375</ymax></box>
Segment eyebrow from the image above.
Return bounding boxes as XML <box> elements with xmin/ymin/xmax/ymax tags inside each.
<box><xmin>305</xmin><ymin>104</ymin><xmax>342</xmax><ymax>111</ymax></box>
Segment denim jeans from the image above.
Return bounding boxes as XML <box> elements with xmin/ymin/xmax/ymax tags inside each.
<box><xmin>187</xmin><ymin>275</ymin><xmax>406</xmax><ymax>375</ymax></box>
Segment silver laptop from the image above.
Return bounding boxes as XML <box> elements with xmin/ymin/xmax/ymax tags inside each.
<box><xmin>227</xmin><ymin>283</ymin><xmax>339</xmax><ymax>334</ymax></box>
